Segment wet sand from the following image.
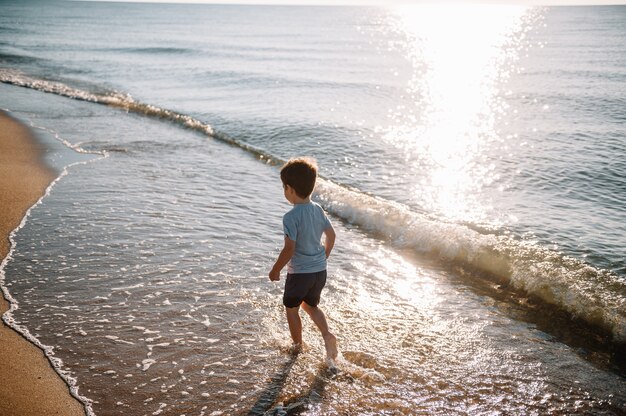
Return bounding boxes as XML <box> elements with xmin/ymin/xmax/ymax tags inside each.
<box><xmin>0</xmin><ymin>111</ymin><xmax>85</xmax><ymax>416</ymax></box>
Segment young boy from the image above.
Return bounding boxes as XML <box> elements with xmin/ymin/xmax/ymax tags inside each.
<box><xmin>269</xmin><ymin>157</ymin><xmax>338</xmax><ymax>364</ymax></box>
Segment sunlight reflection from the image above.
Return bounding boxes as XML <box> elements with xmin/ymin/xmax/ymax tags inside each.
<box><xmin>384</xmin><ymin>5</ymin><xmax>536</xmax><ymax>223</ymax></box>
<box><xmin>355</xmin><ymin>247</ymin><xmax>441</xmax><ymax>312</ymax></box>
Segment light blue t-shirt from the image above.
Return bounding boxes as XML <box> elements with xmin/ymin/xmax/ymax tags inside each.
<box><xmin>283</xmin><ymin>201</ymin><xmax>332</xmax><ymax>274</ymax></box>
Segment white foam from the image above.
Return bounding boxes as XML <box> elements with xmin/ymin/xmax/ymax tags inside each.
<box><xmin>0</xmin><ymin>111</ymin><xmax>103</xmax><ymax>416</ymax></box>
<box><xmin>141</xmin><ymin>359</ymin><xmax>157</xmax><ymax>371</ymax></box>
<box><xmin>112</xmin><ymin>283</ymin><xmax>145</xmax><ymax>291</ymax></box>
<box><xmin>315</xmin><ymin>178</ymin><xmax>626</xmax><ymax>342</ymax></box>
<box><xmin>152</xmin><ymin>403</ymin><xmax>167</xmax><ymax>415</ymax></box>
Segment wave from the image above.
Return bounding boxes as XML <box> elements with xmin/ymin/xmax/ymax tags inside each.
<box><xmin>0</xmin><ymin>68</ymin><xmax>283</xmax><ymax>161</ymax></box>
<box><xmin>103</xmin><ymin>46</ymin><xmax>195</xmax><ymax>55</ymax></box>
<box><xmin>315</xmin><ymin>180</ymin><xmax>626</xmax><ymax>343</ymax></box>
<box><xmin>0</xmin><ymin>51</ymin><xmax>47</xmax><ymax>66</ymax></box>
<box><xmin>2</xmin><ymin>69</ymin><xmax>624</xmax><ymax>344</ymax></box>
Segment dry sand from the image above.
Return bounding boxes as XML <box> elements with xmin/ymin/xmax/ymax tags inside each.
<box><xmin>0</xmin><ymin>111</ymin><xmax>85</xmax><ymax>416</ymax></box>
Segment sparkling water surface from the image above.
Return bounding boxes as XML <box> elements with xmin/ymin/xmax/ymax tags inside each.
<box><xmin>1</xmin><ymin>2</ymin><xmax>625</xmax><ymax>415</ymax></box>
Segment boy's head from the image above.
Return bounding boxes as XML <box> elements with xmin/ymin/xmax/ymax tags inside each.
<box><xmin>280</xmin><ymin>157</ymin><xmax>318</xmax><ymax>199</ymax></box>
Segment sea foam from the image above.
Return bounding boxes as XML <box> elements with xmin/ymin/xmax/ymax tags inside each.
<box><xmin>316</xmin><ymin>179</ymin><xmax>626</xmax><ymax>343</ymax></box>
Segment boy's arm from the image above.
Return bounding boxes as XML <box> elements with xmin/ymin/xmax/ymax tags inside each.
<box><xmin>323</xmin><ymin>225</ymin><xmax>336</xmax><ymax>259</ymax></box>
<box><xmin>269</xmin><ymin>236</ymin><xmax>296</xmax><ymax>281</ymax></box>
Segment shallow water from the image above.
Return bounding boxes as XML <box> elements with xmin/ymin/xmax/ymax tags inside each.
<box><xmin>2</xmin><ymin>82</ymin><xmax>624</xmax><ymax>415</ymax></box>
<box><xmin>1</xmin><ymin>2</ymin><xmax>625</xmax><ymax>415</ymax></box>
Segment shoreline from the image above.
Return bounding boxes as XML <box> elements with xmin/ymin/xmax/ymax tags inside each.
<box><xmin>0</xmin><ymin>111</ymin><xmax>85</xmax><ymax>416</ymax></box>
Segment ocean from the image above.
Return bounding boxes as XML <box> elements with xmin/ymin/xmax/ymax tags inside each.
<box><xmin>1</xmin><ymin>1</ymin><xmax>625</xmax><ymax>414</ymax></box>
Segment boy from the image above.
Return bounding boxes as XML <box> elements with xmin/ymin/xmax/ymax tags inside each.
<box><xmin>269</xmin><ymin>157</ymin><xmax>338</xmax><ymax>364</ymax></box>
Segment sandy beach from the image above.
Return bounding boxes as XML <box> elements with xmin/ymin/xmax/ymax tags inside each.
<box><xmin>0</xmin><ymin>111</ymin><xmax>85</xmax><ymax>416</ymax></box>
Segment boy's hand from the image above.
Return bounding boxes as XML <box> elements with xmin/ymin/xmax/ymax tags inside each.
<box><xmin>269</xmin><ymin>269</ymin><xmax>281</xmax><ymax>281</ymax></box>
<box><xmin>269</xmin><ymin>237</ymin><xmax>294</xmax><ymax>282</ymax></box>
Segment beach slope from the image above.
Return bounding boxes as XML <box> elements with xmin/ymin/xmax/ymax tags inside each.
<box><xmin>0</xmin><ymin>112</ymin><xmax>85</xmax><ymax>416</ymax></box>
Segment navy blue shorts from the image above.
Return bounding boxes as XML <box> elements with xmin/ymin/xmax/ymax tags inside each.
<box><xmin>283</xmin><ymin>270</ymin><xmax>327</xmax><ymax>308</ymax></box>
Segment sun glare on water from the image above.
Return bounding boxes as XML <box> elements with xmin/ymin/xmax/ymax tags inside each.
<box><xmin>383</xmin><ymin>5</ymin><xmax>537</xmax><ymax>224</ymax></box>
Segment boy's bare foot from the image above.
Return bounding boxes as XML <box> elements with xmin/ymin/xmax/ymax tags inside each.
<box><xmin>289</xmin><ymin>343</ymin><xmax>303</xmax><ymax>355</ymax></box>
<box><xmin>323</xmin><ymin>333</ymin><xmax>338</xmax><ymax>360</ymax></box>
<box><xmin>325</xmin><ymin>357</ymin><xmax>338</xmax><ymax>374</ymax></box>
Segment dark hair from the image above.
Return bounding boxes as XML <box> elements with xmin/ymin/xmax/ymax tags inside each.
<box><xmin>280</xmin><ymin>157</ymin><xmax>318</xmax><ymax>199</ymax></box>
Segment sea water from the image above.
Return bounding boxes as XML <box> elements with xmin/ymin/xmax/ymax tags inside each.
<box><xmin>1</xmin><ymin>1</ymin><xmax>625</xmax><ymax>415</ymax></box>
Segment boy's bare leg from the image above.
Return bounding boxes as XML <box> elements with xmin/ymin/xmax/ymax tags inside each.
<box><xmin>301</xmin><ymin>303</ymin><xmax>338</xmax><ymax>360</ymax></box>
<box><xmin>285</xmin><ymin>306</ymin><xmax>303</xmax><ymax>349</ymax></box>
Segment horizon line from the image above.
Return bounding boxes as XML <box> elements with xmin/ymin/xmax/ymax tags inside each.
<box><xmin>66</xmin><ymin>0</ymin><xmax>626</xmax><ymax>6</ymax></box>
